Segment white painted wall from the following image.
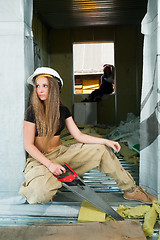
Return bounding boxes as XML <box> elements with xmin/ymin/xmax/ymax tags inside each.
<box><xmin>0</xmin><ymin>0</ymin><xmax>34</xmax><ymax>204</ymax></box>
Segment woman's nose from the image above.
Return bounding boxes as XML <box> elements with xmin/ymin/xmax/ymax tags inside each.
<box><xmin>39</xmin><ymin>87</ymin><xmax>43</xmax><ymax>92</ymax></box>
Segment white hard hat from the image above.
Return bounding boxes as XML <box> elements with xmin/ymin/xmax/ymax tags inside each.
<box><xmin>27</xmin><ymin>67</ymin><xmax>63</xmax><ymax>88</ymax></box>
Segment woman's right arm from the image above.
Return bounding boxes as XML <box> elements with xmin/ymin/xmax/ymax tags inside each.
<box><xmin>24</xmin><ymin>121</ymin><xmax>66</xmax><ymax>175</ymax></box>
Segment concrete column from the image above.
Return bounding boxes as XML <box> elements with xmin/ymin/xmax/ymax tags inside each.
<box><xmin>0</xmin><ymin>0</ymin><xmax>34</xmax><ymax>204</ymax></box>
<box><xmin>140</xmin><ymin>0</ymin><xmax>160</xmax><ymax>199</ymax></box>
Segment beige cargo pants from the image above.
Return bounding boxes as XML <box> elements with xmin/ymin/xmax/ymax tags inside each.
<box><xmin>19</xmin><ymin>143</ymin><xmax>136</xmax><ymax>204</ymax></box>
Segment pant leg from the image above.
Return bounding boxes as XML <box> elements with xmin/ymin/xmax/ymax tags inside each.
<box><xmin>19</xmin><ymin>143</ymin><xmax>136</xmax><ymax>204</ymax></box>
<box><xmin>51</xmin><ymin>143</ymin><xmax>136</xmax><ymax>192</ymax></box>
<box><xmin>99</xmin><ymin>145</ymin><xmax>136</xmax><ymax>192</ymax></box>
<box><xmin>19</xmin><ymin>150</ymin><xmax>63</xmax><ymax>204</ymax></box>
<box><xmin>88</xmin><ymin>89</ymin><xmax>100</xmax><ymax>101</ymax></box>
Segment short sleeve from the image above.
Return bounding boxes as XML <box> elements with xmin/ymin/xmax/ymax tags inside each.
<box><xmin>63</xmin><ymin>106</ymin><xmax>72</xmax><ymax>119</ymax></box>
<box><xmin>24</xmin><ymin>106</ymin><xmax>35</xmax><ymax>123</ymax></box>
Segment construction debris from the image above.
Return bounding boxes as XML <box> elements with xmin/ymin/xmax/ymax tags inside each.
<box><xmin>77</xmin><ymin>201</ymin><xmax>146</xmax><ymax>239</ymax></box>
<box><xmin>78</xmin><ymin>200</ymin><xmax>160</xmax><ymax>238</ymax></box>
<box><xmin>117</xmin><ymin>205</ymin><xmax>151</xmax><ymax>219</ymax></box>
<box><xmin>117</xmin><ymin>202</ymin><xmax>160</xmax><ymax>237</ymax></box>
<box><xmin>105</xmin><ymin>113</ymin><xmax>140</xmax><ymax>154</ymax></box>
<box><xmin>119</xmin><ymin>142</ymin><xmax>139</xmax><ymax>164</ymax></box>
<box><xmin>78</xmin><ymin>200</ymin><xmax>106</xmax><ymax>222</ymax></box>
<box><xmin>143</xmin><ymin>205</ymin><xmax>158</xmax><ymax>237</ymax></box>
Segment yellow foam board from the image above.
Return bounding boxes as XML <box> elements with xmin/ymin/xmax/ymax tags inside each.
<box><xmin>78</xmin><ymin>200</ymin><xmax>106</xmax><ymax>223</ymax></box>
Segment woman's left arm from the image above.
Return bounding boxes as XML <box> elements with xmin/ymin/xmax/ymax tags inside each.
<box><xmin>65</xmin><ymin>117</ymin><xmax>121</xmax><ymax>153</ymax></box>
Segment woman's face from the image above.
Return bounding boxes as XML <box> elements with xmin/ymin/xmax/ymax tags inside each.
<box><xmin>35</xmin><ymin>76</ymin><xmax>49</xmax><ymax>101</ymax></box>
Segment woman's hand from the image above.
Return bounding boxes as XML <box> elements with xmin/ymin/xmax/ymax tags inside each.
<box><xmin>48</xmin><ymin>162</ymin><xmax>66</xmax><ymax>176</ymax></box>
<box><xmin>105</xmin><ymin>139</ymin><xmax>121</xmax><ymax>153</ymax></box>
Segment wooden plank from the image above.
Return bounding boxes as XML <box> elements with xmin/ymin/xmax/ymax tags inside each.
<box><xmin>0</xmin><ymin>221</ymin><xmax>147</xmax><ymax>240</ymax></box>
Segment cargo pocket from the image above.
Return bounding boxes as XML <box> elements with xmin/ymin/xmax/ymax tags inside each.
<box><xmin>25</xmin><ymin>165</ymin><xmax>47</xmax><ymax>186</ymax></box>
<box><xmin>24</xmin><ymin>160</ymin><xmax>41</xmax><ymax>174</ymax></box>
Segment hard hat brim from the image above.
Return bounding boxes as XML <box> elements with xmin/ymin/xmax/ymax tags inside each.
<box><xmin>27</xmin><ymin>67</ymin><xmax>63</xmax><ymax>87</ymax></box>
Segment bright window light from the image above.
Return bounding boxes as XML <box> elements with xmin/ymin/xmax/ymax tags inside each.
<box><xmin>73</xmin><ymin>42</ymin><xmax>114</xmax><ymax>94</ymax></box>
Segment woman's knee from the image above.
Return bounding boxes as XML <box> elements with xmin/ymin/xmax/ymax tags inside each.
<box><xmin>20</xmin><ymin>168</ymin><xmax>62</xmax><ymax>204</ymax></box>
<box><xmin>86</xmin><ymin>143</ymin><xmax>107</xmax><ymax>152</ymax></box>
<box><xmin>92</xmin><ymin>144</ymin><xmax>111</xmax><ymax>158</ymax></box>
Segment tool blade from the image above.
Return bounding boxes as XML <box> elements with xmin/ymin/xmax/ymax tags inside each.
<box><xmin>62</xmin><ymin>181</ymin><xmax>124</xmax><ymax>221</ymax></box>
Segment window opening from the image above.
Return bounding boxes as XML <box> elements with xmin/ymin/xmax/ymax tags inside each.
<box><xmin>73</xmin><ymin>42</ymin><xmax>114</xmax><ymax>94</ymax></box>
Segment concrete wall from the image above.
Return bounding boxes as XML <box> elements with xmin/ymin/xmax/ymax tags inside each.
<box><xmin>0</xmin><ymin>0</ymin><xmax>34</xmax><ymax>204</ymax></box>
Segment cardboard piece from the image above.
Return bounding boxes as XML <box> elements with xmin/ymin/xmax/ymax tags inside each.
<box><xmin>0</xmin><ymin>221</ymin><xmax>147</xmax><ymax>240</ymax></box>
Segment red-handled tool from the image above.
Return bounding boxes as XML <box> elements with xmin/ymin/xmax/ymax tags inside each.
<box><xmin>55</xmin><ymin>163</ymin><xmax>78</xmax><ymax>182</ymax></box>
<box><xmin>55</xmin><ymin>163</ymin><xmax>124</xmax><ymax>221</ymax></box>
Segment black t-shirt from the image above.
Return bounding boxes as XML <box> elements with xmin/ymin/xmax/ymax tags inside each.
<box><xmin>25</xmin><ymin>105</ymin><xmax>71</xmax><ymax>136</ymax></box>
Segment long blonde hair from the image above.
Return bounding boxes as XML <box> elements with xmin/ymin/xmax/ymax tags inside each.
<box><xmin>31</xmin><ymin>76</ymin><xmax>60</xmax><ymax>139</ymax></box>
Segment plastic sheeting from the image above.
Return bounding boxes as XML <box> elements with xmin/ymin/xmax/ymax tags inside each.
<box><xmin>140</xmin><ymin>0</ymin><xmax>160</xmax><ymax>198</ymax></box>
<box><xmin>105</xmin><ymin>113</ymin><xmax>140</xmax><ymax>153</ymax></box>
<box><xmin>0</xmin><ymin>0</ymin><xmax>34</xmax><ymax>204</ymax></box>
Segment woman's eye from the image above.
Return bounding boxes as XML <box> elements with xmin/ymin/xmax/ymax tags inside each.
<box><xmin>36</xmin><ymin>85</ymin><xmax>39</xmax><ymax>88</ymax></box>
<box><xmin>44</xmin><ymin>84</ymin><xmax>48</xmax><ymax>87</ymax></box>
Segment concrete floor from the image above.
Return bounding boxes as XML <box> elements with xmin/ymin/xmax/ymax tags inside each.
<box><xmin>0</xmin><ymin>158</ymin><xmax>159</xmax><ymax>239</ymax></box>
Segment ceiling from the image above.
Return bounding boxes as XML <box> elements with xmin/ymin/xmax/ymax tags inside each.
<box><xmin>33</xmin><ymin>0</ymin><xmax>148</xmax><ymax>29</ymax></box>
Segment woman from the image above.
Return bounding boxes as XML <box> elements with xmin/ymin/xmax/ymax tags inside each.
<box><xmin>82</xmin><ymin>64</ymin><xmax>114</xmax><ymax>102</ymax></box>
<box><xmin>19</xmin><ymin>67</ymin><xmax>157</xmax><ymax>204</ymax></box>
